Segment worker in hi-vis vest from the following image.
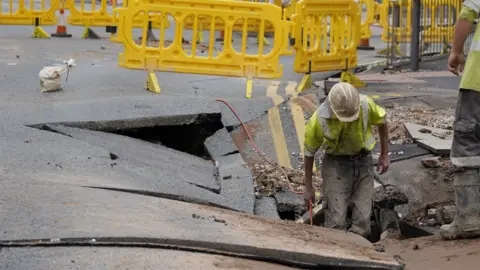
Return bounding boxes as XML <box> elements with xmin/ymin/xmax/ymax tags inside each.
<box><xmin>444</xmin><ymin>0</ymin><xmax>480</xmax><ymax>240</ymax></box>
<box><xmin>303</xmin><ymin>82</ymin><xmax>390</xmax><ymax>238</ymax></box>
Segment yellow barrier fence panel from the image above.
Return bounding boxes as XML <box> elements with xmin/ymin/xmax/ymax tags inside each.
<box><xmin>66</xmin><ymin>0</ymin><xmax>113</xmax><ymax>27</ymax></box>
<box><xmin>66</xmin><ymin>0</ymin><xmax>113</xmax><ymax>38</ymax></box>
<box><xmin>66</xmin><ymin>0</ymin><xmax>170</xmax><ymax>39</ymax></box>
<box><xmin>283</xmin><ymin>0</ymin><xmax>298</xmax><ymax>21</ymax></box>
<box><xmin>380</xmin><ymin>0</ymin><xmax>411</xmax><ymax>43</ymax></box>
<box><xmin>115</xmin><ymin>0</ymin><xmax>292</xmax><ymax>98</ymax></box>
<box><xmin>293</xmin><ymin>0</ymin><xmax>360</xmax><ymax>73</ymax></box>
<box><xmin>0</xmin><ymin>0</ymin><xmax>59</xmax><ymax>38</ymax></box>
<box><xmin>183</xmin><ymin>0</ymin><xmax>281</xmax><ymax>34</ymax></box>
<box><xmin>422</xmin><ymin>0</ymin><xmax>461</xmax><ymax>44</ymax></box>
<box><xmin>357</xmin><ymin>0</ymin><xmax>375</xmax><ymax>49</ymax></box>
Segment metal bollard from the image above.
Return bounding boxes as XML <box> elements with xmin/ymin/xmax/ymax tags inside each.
<box><xmin>410</xmin><ymin>0</ymin><xmax>421</xmax><ymax>71</ymax></box>
<box><xmin>387</xmin><ymin>0</ymin><xmax>400</xmax><ymax>68</ymax></box>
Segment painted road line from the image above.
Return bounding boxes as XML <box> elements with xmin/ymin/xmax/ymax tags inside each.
<box><xmin>286</xmin><ymin>81</ymin><xmax>318</xmax><ymax>172</ymax></box>
<box><xmin>286</xmin><ymin>81</ymin><xmax>305</xmax><ymax>156</ymax></box>
<box><xmin>267</xmin><ymin>82</ymin><xmax>292</xmax><ymax>169</ymax></box>
<box><xmin>369</xmin><ymin>93</ymin><xmax>403</xmax><ymax>100</ymax></box>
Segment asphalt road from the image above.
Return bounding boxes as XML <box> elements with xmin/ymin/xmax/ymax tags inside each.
<box><xmin>0</xmin><ymin>12</ymin><xmax>406</xmax><ymax>269</ymax></box>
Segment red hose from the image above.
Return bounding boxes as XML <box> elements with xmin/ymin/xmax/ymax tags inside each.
<box><xmin>215</xmin><ymin>98</ymin><xmax>314</xmax><ymax>226</ymax></box>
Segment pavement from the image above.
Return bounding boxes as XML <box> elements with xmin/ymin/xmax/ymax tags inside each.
<box><xmin>0</xmin><ymin>8</ymin><xmax>446</xmax><ymax>269</ymax></box>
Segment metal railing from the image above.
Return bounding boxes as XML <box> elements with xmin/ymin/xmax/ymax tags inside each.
<box><xmin>410</xmin><ymin>0</ymin><xmax>461</xmax><ymax>70</ymax></box>
<box><xmin>382</xmin><ymin>0</ymin><xmax>461</xmax><ymax>70</ymax></box>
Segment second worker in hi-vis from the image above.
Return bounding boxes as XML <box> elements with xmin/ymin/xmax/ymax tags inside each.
<box><xmin>444</xmin><ymin>0</ymin><xmax>480</xmax><ymax>240</ymax></box>
<box><xmin>303</xmin><ymin>82</ymin><xmax>390</xmax><ymax>239</ymax></box>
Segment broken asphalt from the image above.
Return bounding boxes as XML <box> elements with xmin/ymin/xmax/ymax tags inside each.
<box><xmin>0</xmin><ymin>23</ymin><xmax>453</xmax><ymax>269</ymax></box>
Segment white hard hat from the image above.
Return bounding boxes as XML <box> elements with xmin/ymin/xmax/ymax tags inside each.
<box><xmin>328</xmin><ymin>82</ymin><xmax>361</xmax><ymax>122</ymax></box>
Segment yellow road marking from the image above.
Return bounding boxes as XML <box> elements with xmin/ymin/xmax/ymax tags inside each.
<box><xmin>369</xmin><ymin>93</ymin><xmax>403</xmax><ymax>100</ymax></box>
<box><xmin>286</xmin><ymin>81</ymin><xmax>317</xmax><ymax>172</ymax></box>
<box><xmin>384</xmin><ymin>92</ymin><xmax>402</xmax><ymax>97</ymax></box>
<box><xmin>286</xmin><ymin>82</ymin><xmax>305</xmax><ymax>156</ymax></box>
<box><xmin>267</xmin><ymin>82</ymin><xmax>291</xmax><ymax>168</ymax></box>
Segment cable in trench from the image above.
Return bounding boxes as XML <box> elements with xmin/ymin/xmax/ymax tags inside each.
<box><xmin>215</xmin><ymin>99</ymin><xmax>313</xmax><ymax>225</ymax></box>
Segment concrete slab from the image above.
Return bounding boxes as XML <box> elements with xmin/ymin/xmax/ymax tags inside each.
<box><xmin>0</xmin><ymin>247</ymin><xmax>296</xmax><ymax>270</ymax></box>
<box><xmin>0</xmin><ymin>180</ymin><xmax>402</xmax><ymax>269</ymax></box>
<box><xmin>204</xmin><ymin>128</ymin><xmax>238</xmax><ymax>160</ymax></box>
<box><xmin>215</xmin><ymin>154</ymin><xmax>255</xmax><ymax>214</ymax></box>
<box><xmin>254</xmin><ymin>197</ymin><xmax>281</xmax><ymax>220</ymax></box>
<box><xmin>416</xmin><ymin>139</ymin><xmax>452</xmax><ymax>156</ymax></box>
<box><xmin>0</xmin><ymin>124</ymin><xmax>250</xmax><ymax>211</ymax></box>
<box><xmin>46</xmin><ymin>124</ymin><xmax>220</xmax><ymax>193</ymax></box>
<box><xmin>404</xmin><ymin>123</ymin><xmax>453</xmax><ymax>141</ymax></box>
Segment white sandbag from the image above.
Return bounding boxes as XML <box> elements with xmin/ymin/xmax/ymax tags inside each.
<box><xmin>39</xmin><ymin>59</ymin><xmax>76</xmax><ymax>93</ymax></box>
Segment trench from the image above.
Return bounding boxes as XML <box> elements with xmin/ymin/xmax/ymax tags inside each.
<box><xmin>34</xmin><ymin>113</ymin><xmax>224</xmax><ymax>161</ymax></box>
<box><xmin>109</xmin><ymin>114</ymin><xmax>224</xmax><ymax>160</ymax></box>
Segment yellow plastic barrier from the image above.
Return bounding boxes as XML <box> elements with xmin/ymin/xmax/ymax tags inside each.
<box><xmin>183</xmin><ymin>0</ymin><xmax>281</xmax><ymax>33</ymax></box>
<box><xmin>422</xmin><ymin>0</ymin><xmax>461</xmax><ymax>44</ymax></box>
<box><xmin>114</xmin><ymin>0</ymin><xmax>292</xmax><ymax>98</ymax></box>
<box><xmin>378</xmin><ymin>0</ymin><xmax>460</xmax><ymax>56</ymax></box>
<box><xmin>358</xmin><ymin>0</ymin><xmax>375</xmax><ymax>41</ymax></box>
<box><xmin>380</xmin><ymin>0</ymin><xmax>412</xmax><ymax>43</ymax></box>
<box><xmin>293</xmin><ymin>0</ymin><xmax>363</xmax><ymax>91</ymax></box>
<box><xmin>66</xmin><ymin>0</ymin><xmax>170</xmax><ymax>39</ymax></box>
<box><xmin>0</xmin><ymin>0</ymin><xmax>59</xmax><ymax>38</ymax></box>
<box><xmin>283</xmin><ymin>0</ymin><xmax>298</xmax><ymax>21</ymax></box>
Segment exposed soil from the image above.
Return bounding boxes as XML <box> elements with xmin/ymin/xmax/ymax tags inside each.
<box><xmin>252</xmin><ymin>161</ymin><xmax>322</xmax><ymax>197</ymax></box>
<box><xmin>374</xmin><ymin>106</ymin><xmax>454</xmax><ymax>145</ymax></box>
<box><xmin>381</xmin><ymin>236</ymin><xmax>480</xmax><ymax>270</ymax></box>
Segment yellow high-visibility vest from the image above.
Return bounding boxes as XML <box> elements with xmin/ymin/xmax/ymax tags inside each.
<box><xmin>304</xmin><ymin>95</ymin><xmax>386</xmax><ymax>156</ymax></box>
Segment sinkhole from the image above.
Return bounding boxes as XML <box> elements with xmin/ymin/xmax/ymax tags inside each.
<box><xmin>34</xmin><ymin>113</ymin><xmax>224</xmax><ymax>160</ymax></box>
<box><xmin>110</xmin><ymin>114</ymin><xmax>223</xmax><ymax>160</ymax></box>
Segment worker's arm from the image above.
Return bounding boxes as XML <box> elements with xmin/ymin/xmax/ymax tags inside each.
<box><xmin>377</xmin><ymin>122</ymin><xmax>389</xmax><ymax>174</ymax></box>
<box><xmin>455</xmin><ymin>2</ymin><xmax>479</xmax><ymax>54</ymax></box>
<box><xmin>449</xmin><ymin>4</ymin><xmax>478</xmax><ymax>75</ymax></box>
<box><xmin>303</xmin><ymin>111</ymin><xmax>323</xmax><ymax>205</ymax></box>
<box><xmin>368</xmin><ymin>98</ymin><xmax>390</xmax><ymax>174</ymax></box>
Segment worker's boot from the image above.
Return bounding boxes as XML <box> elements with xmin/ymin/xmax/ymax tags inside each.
<box><xmin>440</xmin><ymin>168</ymin><xmax>480</xmax><ymax>240</ymax></box>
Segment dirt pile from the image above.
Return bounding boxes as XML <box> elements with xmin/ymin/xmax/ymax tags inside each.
<box><xmin>376</xmin><ymin>106</ymin><xmax>455</xmax><ymax>145</ymax></box>
<box><xmin>252</xmin><ymin>161</ymin><xmax>322</xmax><ymax>197</ymax></box>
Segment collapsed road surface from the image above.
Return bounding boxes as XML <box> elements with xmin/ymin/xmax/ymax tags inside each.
<box><xmin>0</xmin><ymin>21</ymin><xmax>466</xmax><ymax>269</ymax></box>
<box><xmin>0</xmin><ymin>94</ymin><xmax>403</xmax><ymax>269</ymax></box>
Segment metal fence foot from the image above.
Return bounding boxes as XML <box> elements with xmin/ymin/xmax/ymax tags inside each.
<box><xmin>145</xmin><ymin>72</ymin><xmax>161</xmax><ymax>94</ymax></box>
<box><xmin>139</xmin><ymin>29</ymin><xmax>159</xmax><ymax>42</ymax></box>
<box><xmin>340</xmin><ymin>71</ymin><xmax>365</xmax><ymax>88</ymax></box>
<box><xmin>296</xmin><ymin>74</ymin><xmax>312</xmax><ymax>92</ymax></box>
<box><xmin>82</xmin><ymin>27</ymin><xmax>101</xmax><ymax>39</ymax></box>
<box><xmin>245</xmin><ymin>79</ymin><xmax>253</xmax><ymax>99</ymax></box>
<box><xmin>32</xmin><ymin>27</ymin><xmax>49</xmax><ymax>39</ymax></box>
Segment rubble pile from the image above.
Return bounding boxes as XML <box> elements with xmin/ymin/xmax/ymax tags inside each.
<box><xmin>422</xmin><ymin>156</ymin><xmax>455</xmax><ymax>182</ymax></box>
<box><xmin>378</xmin><ymin>106</ymin><xmax>455</xmax><ymax>145</ymax></box>
<box><xmin>406</xmin><ymin>203</ymin><xmax>456</xmax><ymax>227</ymax></box>
<box><xmin>252</xmin><ymin>161</ymin><xmax>322</xmax><ymax>197</ymax></box>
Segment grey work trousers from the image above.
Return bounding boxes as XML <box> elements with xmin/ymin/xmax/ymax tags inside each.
<box><xmin>451</xmin><ymin>89</ymin><xmax>480</xmax><ymax>168</ymax></box>
<box><xmin>321</xmin><ymin>153</ymin><xmax>374</xmax><ymax>238</ymax></box>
